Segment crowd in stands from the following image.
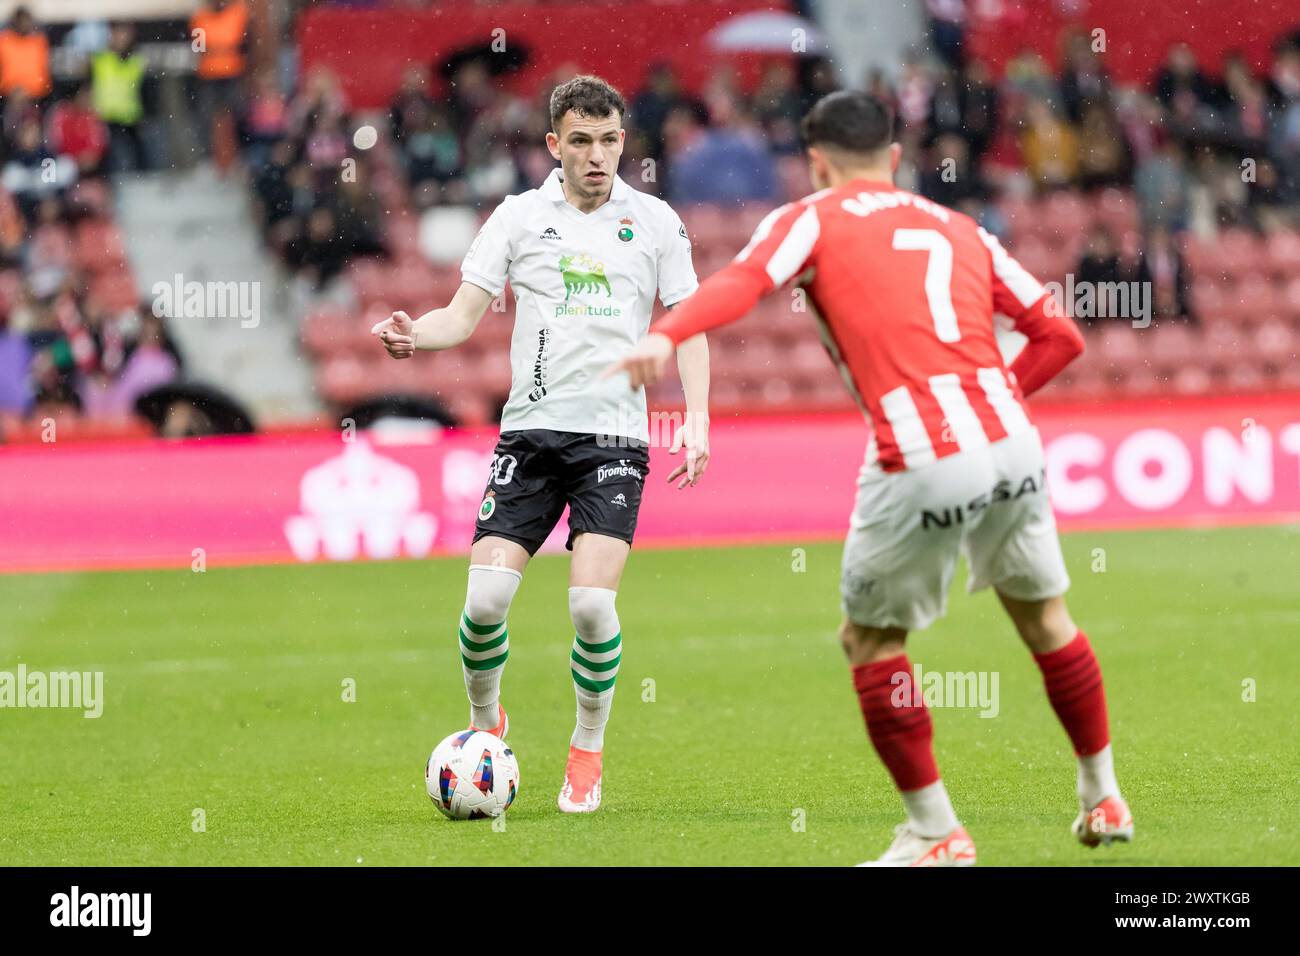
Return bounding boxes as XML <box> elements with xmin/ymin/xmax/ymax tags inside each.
<box><xmin>3</xmin><ymin>0</ymin><xmax>1299</xmax><ymax>429</ymax></box>
<box><xmin>270</xmin><ymin>22</ymin><xmax>1300</xmax><ymax>332</ymax></box>
<box><xmin>0</xmin><ymin>0</ymin><xmax>259</xmax><ymax>430</ymax></box>
<box><xmin>0</xmin><ymin>6</ymin><xmax>185</xmax><ymax>429</ymax></box>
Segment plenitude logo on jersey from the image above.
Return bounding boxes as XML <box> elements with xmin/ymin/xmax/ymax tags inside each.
<box><xmin>555</xmin><ymin>252</ymin><xmax>622</xmax><ymax>318</ymax></box>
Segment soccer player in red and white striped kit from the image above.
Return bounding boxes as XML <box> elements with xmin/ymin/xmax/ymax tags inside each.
<box><xmin>608</xmin><ymin>91</ymin><xmax>1131</xmax><ymax>866</ymax></box>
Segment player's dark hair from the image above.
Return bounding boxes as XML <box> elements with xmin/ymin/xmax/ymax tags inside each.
<box><xmin>549</xmin><ymin>75</ymin><xmax>626</xmax><ymax>133</ymax></box>
<box><xmin>800</xmin><ymin>91</ymin><xmax>895</xmax><ymax>156</ymax></box>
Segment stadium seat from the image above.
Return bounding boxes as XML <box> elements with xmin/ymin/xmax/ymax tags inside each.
<box><xmin>1218</xmin><ymin>229</ymin><xmax>1265</xmax><ymax>281</ymax></box>
<box><xmin>1266</xmin><ymin>231</ymin><xmax>1300</xmax><ymax>278</ymax></box>
<box><xmin>1228</xmin><ymin>275</ymin><xmax>1279</xmax><ymax>327</ymax></box>
<box><xmin>1091</xmin><ymin>188</ymin><xmax>1140</xmax><ymax>237</ymax></box>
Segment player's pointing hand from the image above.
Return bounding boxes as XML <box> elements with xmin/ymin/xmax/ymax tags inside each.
<box><xmin>603</xmin><ymin>332</ymin><xmax>675</xmax><ymax>390</ymax></box>
<box><xmin>667</xmin><ymin>411</ymin><xmax>710</xmax><ymax>489</ymax></box>
<box><xmin>371</xmin><ymin>310</ymin><xmax>416</xmax><ymax>359</ymax></box>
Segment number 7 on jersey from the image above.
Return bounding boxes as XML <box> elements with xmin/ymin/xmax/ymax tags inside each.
<box><xmin>892</xmin><ymin>228</ymin><xmax>960</xmax><ymax>343</ymax></box>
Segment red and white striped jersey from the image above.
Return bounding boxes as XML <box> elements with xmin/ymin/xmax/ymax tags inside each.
<box><xmin>715</xmin><ymin>179</ymin><xmax>1052</xmax><ymax>473</ymax></box>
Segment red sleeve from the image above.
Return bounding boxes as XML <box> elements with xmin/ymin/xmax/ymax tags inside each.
<box><xmin>978</xmin><ymin>225</ymin><xmax>1084</xmax><ymax>396</ymax></box>
<box><xmin>1007</xmin><ymin>293</ymin><xmax>1085</xmax><ymax>397</ymax></box>
<box><xmin>653</xmin><ymin>201</ymin><xmax>819</xmax><ymax>344</ymax></box>
<box><xmin>652</xmin><ymin>260</ymin><xmax>769</xmax><ymax>344</ymax></box>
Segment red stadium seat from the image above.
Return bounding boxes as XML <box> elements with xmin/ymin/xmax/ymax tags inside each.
<box><xmin>1266</xmin><ymin>231</ymin><xmax>1300</xmax><ymax>278</ymax></box>
<box><xmin>679</xmin><ymin>206</ymin><xmax>731</xmax><ymax>253</ymax></box>
<box><xmin>1091</xmin><ymin>188</ymin><xmax>1139</xmax><ymax>237</ymax></box>
<box><xmin>1217</xmin><ymin>229</ymin><xmax>1265</xmax><ymax>282</ymax></box>
<box><xmin>1041</xmin><ymin>191</ymin><xmax>1091</xmax><ymax>240</ymax></box>
<box><xmin>1227</xmin><ymin>275</ymin><xmax>1280</xmax><ymax>327</ymax></box>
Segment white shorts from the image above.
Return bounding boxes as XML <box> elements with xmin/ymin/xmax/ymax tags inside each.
<box><xmin>840</xmin><ymin>428</ymin><xmax>1070</xmax><ymax>631</ymax></box>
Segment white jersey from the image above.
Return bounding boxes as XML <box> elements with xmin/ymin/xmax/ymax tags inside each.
<box><xmin>461</xmin><ymin>168</ymin><xmax>698</xmax><ymax>442</ymax></box>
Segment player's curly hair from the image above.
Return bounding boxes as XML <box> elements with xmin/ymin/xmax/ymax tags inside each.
<box><xmin>549</xmin><ymin>75</ymin><xmax>626</xmax><ymax>132</ymax></box>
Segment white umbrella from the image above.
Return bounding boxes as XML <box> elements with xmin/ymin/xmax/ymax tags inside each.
<box><xmin>707</xmin><ymin>11</ymin><xmax>830</xmax><ymax>55</ymax></box>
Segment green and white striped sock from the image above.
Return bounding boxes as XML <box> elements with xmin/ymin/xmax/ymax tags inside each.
<box><xmin>460</xmin><ymin>565</ymin><xmax>520</xmax><ymax>729</ymax></box>
<box><xmin>569</xmin><ymin>586</ymin><xmax>622</xmax><ymax>751</ymax></box>
<box><xmin>460</xmin><ymin>612</ymin><xmax>509</xmax><ymax>728</ymax></box>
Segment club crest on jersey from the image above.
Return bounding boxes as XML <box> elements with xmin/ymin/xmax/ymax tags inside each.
<box><xmin>558</xmin><ymin>253</ymin><xmax>611</xmax><ymax>300</ymax></box>
<box><xmin>617</xmin><ymin>217</ymin><xmax>634</xmax><ymax>242</ymax></box>
<box><xmin>479</xmin><ymin>492</ymin><xmax>496</xmax><ymax>521</ymax></box>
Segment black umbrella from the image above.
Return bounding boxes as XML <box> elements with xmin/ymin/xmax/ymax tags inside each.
<box><xmin>340</xmin><ymin>394</ymin><xmax>455</xmax><ymax>430</ymax></box>
<box><xmin>134</xmin><ymin>383</ymin><xmax>256</xmax><ymax>437</ymax></box>
<box><xmin>438</xmin><ymin>41</ymin><xmax>530</xmax><ymax>80</ymax></box>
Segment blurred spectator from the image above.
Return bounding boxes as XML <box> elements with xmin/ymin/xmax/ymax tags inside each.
<box><xmin>191</xmin><ymin>0</ymin><xmax>249</xmax><ymax>163</ymax></box>
<box><xmin>1134</xmin><ymin>138</ymin><xmax>1191</xmax><ymax>231</ymax></box>
<box><xmin>239</xmin><ymin>70</ymin><xmax>290</xmax><ymax>171</ymax></box>
<box><xmin>925</xmin><ymin>0</ymin><xmax>967</xmax><ymax>70</ymax></box>
<box><xmin>1077</xmin><ymin>103</ymin><xmax>1131</xmax><ymax>189</ymax></box>
<box><xmin>1221</xmin><ymin>65</ymin><xmax>1272</xmax><ymax>158</ymax></box>
<box><xmin>288</xmin><ymin>66</ymin><xmax>348</xmax><ymax>145</ymax></box>
<box><xmin>927</xmin><ymin>67</ymin><xmax>966</xmax><ymax>143</ymax></box>
<box><xmin>24</xmin><ymin>294</ymin><xmax>81</xmax><ymax>416</ymax></box>
<box><xmin>0</xmin><ymin>6</ymin><xmax>50</xmax><ymax>101</ymax></box>
<box><xmin>48</xmin><ymin>83</ymin><xmax>109</xmax><ymax>176</ymax></box>
<box><xmin>1077</xmin><ymin>226</ymin><xmax>1122</xmax><ymax>290</ymax></box>
<box><xmin>630</xmin><ymin>63</ymin><xmax>685</xmax><ymax>162</ymax></box>
<box><xmin>665</xmin><ymin>99</ymin><xmax>779</xmax><ymax>205</ymax></box>
<box><xmin>958</xmin><ymin>59</ymin><xmax>999</xmax><ymax>160</ymax></box>
<box><xmin>753</xmin><ymin>62</ymin><xmax>804</xmax><ymax>156</ymax></box>
<box><xmin>91</xmin><ymin>23</ymin><xmax>147</xmax><ymax>172</ymax></box>
<box><xmin>1059</xmin><ymin>30</ymin><xmax>1112</xmax><ymax>123</ymax></box>
<box><xmin>3</xmin><ymin>116</ymin><xmax>74</xmax><ymax>222</ymax></box>
<box><xmin>1154</xmin><ymin>43</ymin><xmax>1215</xmax><ymax>112</ymax></box>
<box><xmin>285</xmin><ymin>207</ymin><xmax>355</xmax><ymax>289</ymax></box>
<box><xmin>446</xmin><ymin>57</ymin><xmax>496</xmax><ymax>134</ymax></box>
<box><xmin>797</xmin><ymin>57</ymin><xmax>839</xmax><ymax>119</ymax></box>
<box><xmin>1154</xmin><ymin>43</ymin><xmax>1216</xmax><ymax>142</ymax></box>
<box><xmin>919</xmin><ymin>133</ymin><xmax>985</xmax><ymax>207</ymax></box>
<box><xmin>1145</xmin><ymin>227</ymin><xmax>1190</xmax><ymax>321</ymax></box>
<box><xmin>252</xmin><ymin>139</ymin><xmax>301</xmax><ymax>229</ymax></box>
<box><xmin>0</xmin><ymin>308</ymin><xmax>32</xmax><ymax>413</ymax></box>
<box><xmin>1115</xmin><ymin>90</ymin><xmax>1166</xmax><ymax>167</ymax></box>
<box><xmin>398</xmin><ymin>100</ymin><xmax>463</xmax><ymax>189</ymax></box>
<box><xmin>1004</xmin><ymin>50</ymin><xmax>1060</xmax><ymax>114</ymax></box>
<box><xmin>389</xmin><ymin>65</ymin><xmax>434</xmax><ymax>145</ymax></box>
<box><xmin>84</xmin><ymin>311</ymin><xmax>181</xmax><ymax>418</ymax></box>
<box><xmin>1019</xmin><ymin>99</ymin><xmax>1078</xmax><ymax>189</ymax></box>
<box><xmin>1266</xmin><ymin>35</ymin><xmax>1300</xmax><ymax>108</ymax></box>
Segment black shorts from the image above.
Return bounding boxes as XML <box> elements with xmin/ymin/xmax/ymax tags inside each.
<box><xmin>472</xmin><ymin>430</ymin><xmax>651</xmax><ymax>555</ymax></box>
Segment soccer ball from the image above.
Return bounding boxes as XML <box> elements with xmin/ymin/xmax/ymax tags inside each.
<box><xmin>425</xmin><ymin>729</ymin><xmax>520</xmax><ymax>820</ymax></box>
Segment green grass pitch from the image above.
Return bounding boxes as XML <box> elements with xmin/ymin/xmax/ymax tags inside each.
<box><xmin>1</xmin><ymin>525</ymin><xmax>1296</xmax><ymax>866</ymax></box>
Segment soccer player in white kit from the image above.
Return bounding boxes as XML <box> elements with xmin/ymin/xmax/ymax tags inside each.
<box><xmin>373</xmin><ymin>76</ymin><xmax>711</xmax><ymax>813</ymax></box>
<box><xmin>610</xmin><ymin>92</ymin><xmax>1133</xmax><ymax>864</ymax></box>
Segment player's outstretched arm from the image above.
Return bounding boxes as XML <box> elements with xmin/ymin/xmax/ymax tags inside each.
<box><xmin>604</xmin><ymin>262</ymin><xmax>769</xmax><ymax>388</ymax></box>
<box><xmin>371</xmin><ymin>282</ymin><xmax>495</xmax><ymax>358</ymax></box>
